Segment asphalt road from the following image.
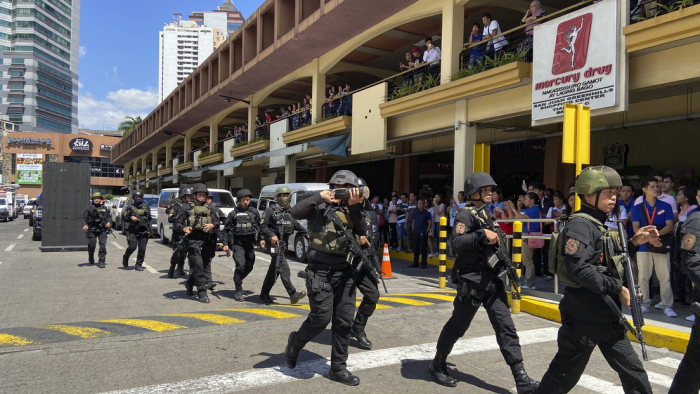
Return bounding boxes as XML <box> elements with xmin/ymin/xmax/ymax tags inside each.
<box><xmin>0</xmin><ymin>218</ymin><xmax>685</xmax><ymax>394</ymax></box>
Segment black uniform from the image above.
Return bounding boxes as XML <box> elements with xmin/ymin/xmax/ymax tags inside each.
<box><xmin>669</xmin><ymin>211</ymin><xmax>700</xmax><ymax>394</ymax></box>
<box><xmin>259</xmin><ymin>201</ymin><xmax>306</xmax><ymax>298</ymax></box>
<box><xmin>287</xmin><ymin>192</ymin><xmax>366</xmax><ymax>371</ymax></box>
<box><xmin>173</xmin><ymin>203</ymin><xmax>220</xmax><ymax>297</ymax></box>
<box><xmin>167</xmin><ymin>198</ymin><xmax>188</xmax><ymax>274</ymax></box>
<box><xmin>122</xmin><ymin>202</ymin><xmax>152</xmax><ymax>268</ymax></box>
<box><xmin>352</xmin><ymin>207</ymin><xmax>379</xmax><ymax>344</ymax></box>
<box><xmin>224</xmin><ymin>205</ymin><xmax>261</xmax><ymax>291</ymax></box>
<box><xmin>83</xmin><ymin>203</ymin><xmax>111</xmax><ymax>266</ymax></box>
<box><xmin>536</xmin><ymin>205</ymin><xmax>652</xmax><ymax>394</ymax></box>
<box><xmin>436</xmin><ymin>203</ymin><xmax>524</xmax><ymax>365</ymax></box>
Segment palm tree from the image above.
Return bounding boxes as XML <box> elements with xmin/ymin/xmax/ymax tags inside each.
<box><xmin>118</xmin><ymin>116</ymin><xmax>142</xmax><ymax>137</ymax></box>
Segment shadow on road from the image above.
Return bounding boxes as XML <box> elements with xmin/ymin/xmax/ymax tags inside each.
<box><xmin>400</xmin><ymin>359</ymin><xmax>511</xmax><ymax>393</ymax></box>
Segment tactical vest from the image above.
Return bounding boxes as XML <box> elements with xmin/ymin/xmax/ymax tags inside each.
<box><xmin>275</xmin><ymin>210</ymin><xmax>295</xmax><ymax>236</ymax></box>
<box><xmin>460</xmin><ymin>205</ymin><xmax>507</xmax><ymax>262</ymax></box>
<box><xmin>234</xmin><ymin>210</ymin><xmax>256</xmax><ymax>236</ymax></box>
<box><xmin>188</xmin><ymin>205</ymin><xmax>212</xmax><ymax>231</ymax></box>
<box><xmin>128</xmin><ymin>205</ymin><xmax>148</xmax><ymax>229</ymax></box>
<box><xmin>90</xmin><ymin>206</ymin><xmax>108</xmax><ymax>225</ymax></box>
<box><xmin>310</xmin><ymin>207</ymin><xmax>354</xmax><ymax>256</ymax></box>
<box><xmin>549</xmin><ymin>213</ymin><xmax>623</xmax><ymax>288</ymax></box>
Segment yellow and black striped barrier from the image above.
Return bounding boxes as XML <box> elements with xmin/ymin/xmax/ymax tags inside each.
<box><xmin>510</xmin><ymin>220</ymin><xmax>523</xmax><ymax>314</ymax></box>
<box><xmin>439</xmin><ymin>217</ymin><xmax>447</xmax><ymax>288</ymax></box>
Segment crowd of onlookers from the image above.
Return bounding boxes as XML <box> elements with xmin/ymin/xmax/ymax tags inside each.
<box><xmin>372</xmin><ymin>170</ymin><xmax>696</xmax><ymax>320</ymax></box>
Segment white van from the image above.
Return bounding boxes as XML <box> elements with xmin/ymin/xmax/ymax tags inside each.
<box><xmin>157</xmin><ymin>187</ymin><xmax>236</xmax><ymax>244</ymax></box>
<box><xmin>0</xmin><ymin>193</ymin><xmax>12</xmax><ymax>222</ymax></box>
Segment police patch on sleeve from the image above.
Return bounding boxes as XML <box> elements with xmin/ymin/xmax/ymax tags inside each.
<box><xmin>455</xmin><ymin>221</ymin><xmax>466</xmax><ymax>234</ymax></box>
<box><xmin>565</xmin><ymin>238</ymin><xmax>580</xmax><ymax>256</ymax></box>
<box><xmin>681</xmin><ymin>233</ymin><xmax>697</xmax><ymax>251</ymax></box>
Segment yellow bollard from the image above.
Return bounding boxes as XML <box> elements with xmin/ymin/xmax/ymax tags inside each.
<box><xmin>439</xmin><ymin>216</ymin><xmax>447</xmax><ymax>289</ymax></box>
<box><xmin>511</xmin><ymin>221</ymin><xmax>523</xmax><ymax>314</ymax></box>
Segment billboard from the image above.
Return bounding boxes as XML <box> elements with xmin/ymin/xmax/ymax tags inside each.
<box><xmin>16</xmin><ymin>153</ymin><xmax>43</xmax><ymax>185</ymax></box>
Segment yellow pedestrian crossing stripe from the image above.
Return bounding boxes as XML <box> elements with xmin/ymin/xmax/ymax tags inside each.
<box><xmin>0</xmin><ymin>333</ymin><xmax>40</xmax><ymax>346</ymax></box>
<box><xmin>277</xmin><ymin>305</ymin><xmax>311</xmax><ymax>310</ymax></box>
<box><xmin>99</xmin><ymin>319</ymin><xmax>187</xmax><ymax>332</ymax></box>
<box><xmin>428</xmin><ymin>289</ymin><xmax>457</xmax><ymax>293</ymax></box>
<box><xmin>356</xmin><ymin>302</ymin><xmax>392</xmax><ymax>309</ymax></box>
<box><xmin>220</xmin><ymin>308</ymin><xmax>301</xmax><ymax>319</ymax></box>
<box><xmin>37</xmin><ymin>325</ymin><xmax>116</xmax><ymax>339</ymax></box>
<box><xmin>164</xmin><ymin>313</ymin><xmax>245</xmax><ymax>325</ymax></box>
<box><xmin>393</xmin><ymin>293</ymin><xmax>455</xmax><ymax>301</ymax></box>
<box><xmin>377</xmin><ymin>297</ymin><xmax>434</xmax><ymax>306</ymax></box>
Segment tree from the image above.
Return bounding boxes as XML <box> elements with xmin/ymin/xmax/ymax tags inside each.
<box><xmin>118</xmin><ymin>116</ymin><xmax>142</xmax><ymax>137</ymax></box>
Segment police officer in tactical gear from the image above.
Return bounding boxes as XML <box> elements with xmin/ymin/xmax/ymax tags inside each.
<box><xmin>669</xmin><ymin>210</ymin><xmax>700</xmax><ymax>393</ymax></box>
<box><xmin>168</xmin><ymin>185</ymin><xmax>193</xmax><ymax>278</ymax></box>
<box><xmin>431</xmin><ymin>172</ymin><xmax>539</xmax><ymax>393</ymax></box>
<box><xmin>284</xmin><ymin>169</ymin><xmax>368</xmax><ymax>386</ymax></box>
<box><xmin>205</xmin><ymin>192</ymin><xmax>227</xmax><ymax>289</ymax></box>
<box><xmin>225</xmin><ymin>188</ymin><xmax>262</xmax><ymax>302</ymax></box>
<box><xmin>349</xmin><ymin>177</ymin><xmax>380</xmax><ymax>350</ymax></box>
<box><xmin>122</xmin><ymin>190</ymin><xmax>152</xmax><ymax>271</ymax></box>
<box><xmin>536</xmin><ymin>166</ymin><xmax>659</xmax><ymax>394</ymax></box>
<box><xmin>174</xmin><ymin>183</ymin><xmax>227</xmax><ymax>303</ymax></box>
<box><xmin>259</xmin><ymin>186</ymin><xmax>308</xmax><ymax>304</ymax></box>
<box><xmin>83</xmin><ymin>192</ymin><xmax>111</xmax><ymax>268</ymax></box>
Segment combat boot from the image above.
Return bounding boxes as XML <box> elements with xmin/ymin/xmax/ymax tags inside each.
<box><xmin>168</xmin><ymin>264</ymin><xmax>176</xmax><ymax>278</ymax></box>
<box><xmin>176</xmin><ymin>263</ymin><xmax>186</xmax><ymax>276</ymax></box>
<box><xmin>199</xmin><ymin>293</ymin><xmax>210</xmax><ymax>303</ymax></box>
<box><xmin>260</xmin><ymin>294</ymin><xmax>273</xmax><ymax>304</ymax></box>
<box><xmin>429</xmin><ymin>352</ymin><xmax>457</xmax><ymax>387</ymax></box>
<box><xmin>135</xmin><ymin>265</ymin><xmax>144</xmax><ymax>271</ymax></box>
<box><xmin>234</xmin><ymin>289</ymin><xmax>244</xmax><ymax>302</ymax></box>
<box><xmin>328</xmin><ymin>369</ymin><xmax>360</xmax><ymax>386</ymax></box>
<box><xmin>289</xmin><ymin>291</ymin><xmax>306</xmax><ymax>305</ymax></box>
<box><xmin>511</xmin><ymin>362</ymin><xmax>539</xmax><ymax>394</ymax></box>
<box><xmin>122</xmin><ymin>255</ymin><xmax>128</xmax><ymax>267</ymax></box>
<box><xmin>350</xmin><ymin>313</ymin><xmax>372</xmax><ymax>350</ymax></box>
<box><xmin>185</xmin><ymin>282</ymin><xmax>194</xmax><ymax>296</ymax></box>
<box><xmin>284</xmin><ymin>332</ymin><xmax>301</xmax><ymax>369</ymax></box>
<box><xmin>97</xmin><ymin>262</ymin><xmax>106</xmax><ymax>268</ymax></box>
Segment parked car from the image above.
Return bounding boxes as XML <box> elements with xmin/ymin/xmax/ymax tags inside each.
<box><xmin>32</xmin><ymin>194</ymin><xmax>42</xmax><ymax>241</ymax></box>
<box><xmin>0</xmin><ymin>195</ymin><xmax>11</xmax><ymax>222</ymax></box>
<box><xmin>110</xmin><ymin>197</ymin><xmax>129</xmax><ymax>230</ymax></box>
<box><xmin>23</xmin><ymin>201</ymin><xmax>34</xmax><ymax>219</ymax></box>
<box><xmin>156</xmin><ymin>188</ymin><xmax>236</xmax><ymax>244</ymax></box>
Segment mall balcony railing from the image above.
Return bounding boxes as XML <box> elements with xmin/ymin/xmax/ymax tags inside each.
<box><xmin>630</xmin><ymin>0</ymin><xmax>700</xmax><ymax>24</ymax></box>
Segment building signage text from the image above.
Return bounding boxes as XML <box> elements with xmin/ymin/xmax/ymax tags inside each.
<box><xmin>69</xmin><ymin>138</ymin><xmax>93</xmax><ymax>152</ymax></box>
<box><xmin>7</xmin><ymin>137</ymin><xmax>51</xmax><ymax>146</ymax></box>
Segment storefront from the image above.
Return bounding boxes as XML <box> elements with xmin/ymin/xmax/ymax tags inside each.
<box><xmin>1</xmin><ymin>132</ymin><xmax>124</xmax><ymax>198</ymax></box>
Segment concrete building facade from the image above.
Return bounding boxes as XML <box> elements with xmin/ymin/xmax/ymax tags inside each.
<box><xmin>0</xmin><ymin>0</ymin><xmax>81</xmax><ymax>134</ymax></box>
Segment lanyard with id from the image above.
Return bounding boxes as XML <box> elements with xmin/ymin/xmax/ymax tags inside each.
<box><xmin>644</xmin><ymin>204</ymin><xmax>657</xmax><ymax>225</ymax></box>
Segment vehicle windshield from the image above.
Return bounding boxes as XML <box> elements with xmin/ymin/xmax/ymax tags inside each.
<box><xmin>144</xmin><ymin>197</ymin><xmax>159</xmax><ymax>207</ymax></box>
<box><xmin>0</xmin><ymin>198</ymin><xmax>6</xmax><ymax>205</ymax></box>
<box><xmin>209</xmin><ymin>192</ymin><xmax>235</xmax><ymax>208</ymax></box>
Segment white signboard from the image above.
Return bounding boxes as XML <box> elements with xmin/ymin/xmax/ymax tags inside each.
<box><xmin>532</xmin><ymin>0</ymin><xmax>625</xmax><ymax>124</ymax></box>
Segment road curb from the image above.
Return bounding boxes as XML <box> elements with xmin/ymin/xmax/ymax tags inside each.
<box><xmin>389</xmin><ymin>250</ymin><xmax>690</xmax><ymax>354</ymax></box>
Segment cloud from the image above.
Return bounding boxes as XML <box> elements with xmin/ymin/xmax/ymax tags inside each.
<box><xmin>78</xmin><ymin>88</ymin><xmax>158</xmax><ymax>130</ymax></box>
<box><xmin>79</xmin><ymin>46</ymin><xmax>87</xmax><ymax>57</ymax></box>
<box><xmin>78</xmin><ymin>81</ymin><xmax>84</xmax><ymax>89</ymax></box>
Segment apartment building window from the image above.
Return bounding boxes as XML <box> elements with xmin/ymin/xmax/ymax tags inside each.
<box><xmin>7</xmin><ymin>97</ymin><xmax>24</xmax><ymax>103</ymax></box>
<box><xmin>11</xmin><ymin>58</ymin><xmax>25</xmax><ymax>64</ymax></box>
<box><xmin>8</xmin><ymin>115</ymin><xmax>23</xmax><ymax>122</ymax></box>
<box><xmin>8</xmin><ymin>83</ymin><xmax>24</xmax><ymax>89</ymax></box>
<box><xmin>37</xmin><ymin>117</ymin><xmax>70</xmax><ymax>132</ymax></box>
<box><xmin>10</xmin><ymin>71</ymin><xmax>24</xmax><ymax>77</ymax></box>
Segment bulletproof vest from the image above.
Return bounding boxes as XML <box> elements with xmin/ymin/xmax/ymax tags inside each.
<box><xmin>188</xmin><ymin>205</ymin><xmax>212</xmax><ymax>231</ymax></box>
<box><xmin>310</xmin><ymin>206</ymin><xmax>354</xmax><ymax>256</ymax></box>
<box><xmin>234</xmin><ymin>209</ymin><xmax>256</xmax><ymax>236</ymax></box>
<box><xmin>461</xmin><ymin>206</ymin><xmax>502</xmax><ymax>261</ymax></box>
<box><xmin>128</xmin><ymin>205</ymin><xmax>148</xmax><ymax>229</ymax></box>
<box><xmin>274</xmin><ymin>207</ymin><xmax>295</xmax><ymax>236</ymax></box>
<box><xmin>679</xmin><ymin>212</ymin><xmax>700</xmax><ymax>293</ymax></box>
<box><xmin>90</xmin><ymin>206</ymin><xmax>108</xmax><ymax>224</ymax></box>
<box><xmin>166</xmin><ymin>200</ymin><xmax>182</xmax><ymax>215</ymax></box>
<box><xmin>549</xmin><ymin>213</ymin><xmax>623</xmax><ymax>288</ymax></box>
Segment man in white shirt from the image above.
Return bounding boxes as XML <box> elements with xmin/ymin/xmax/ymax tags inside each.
<box><xmin>482</xmin><ymin>13</ymin><xmax>508</xmax><ymax>59</ymax></box>
<box><xmin>634</xmin><ymin>172</ymin><xmax>678</xmax><ymax>222</ymax></box>
<box><xmin>423</xmin><ymin>37</ymin><xmax>441</xmax><ymax>80</ymax></box>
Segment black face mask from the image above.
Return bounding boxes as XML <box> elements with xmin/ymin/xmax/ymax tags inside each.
<box><xmin>93</xmin><ymin>201</ymin><xmax>102</xmax><ymax>207</ymax></box>
<box><xmin>134</xmin><ymin>198</ymin><xmax>143</xmax><ymax>205</ymax></box>
<box><xmin>277</xmin><ymin>197</ymin><xmax>291</xmax><ymax>210</ymax></box>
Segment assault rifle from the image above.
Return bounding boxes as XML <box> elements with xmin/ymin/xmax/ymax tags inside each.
<box><xmin>296</xmin><ymin>186</ymin><xmax>370</xmax><ymax>203</ymax></box>
<box><xmin>172</xmin><ymin>233</ymin><xmax>188</xmax><ymax>256</ymax></box>
<box><xmin>324</xmin><ymin>205</ymin><xmax>388</xmax><ymax>293</ymax></box>
<box><xmin>603</xmin><ymin>227</ymin><xmax>648</xmax><ymax>361</ymax></box>
<box><xmin>101</xmin><ymin>216</ymin><xmax>116</xmax><ymax>239</ymax></box>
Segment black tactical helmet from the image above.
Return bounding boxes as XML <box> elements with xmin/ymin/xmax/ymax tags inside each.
<box><xmin>179</xmin><ymin>184</ymin><xmax>191</xmax><ymax>194</ymax></box>
<box><xmin>181</xmin><ymin>187</ymin><xmax>193</xmax><ymax>197</ymax></box>
<box><xmin>207</xmin><ymin>192</ymin><xmax>213</xmax><ymax>198</ymax></box>
<box><xmin>192</xmin><ymin>183</ymin><xmax>208</xmax><ymax>194</ymax></box>
<box><xmin>357</xmin><ymin>178</ymin><xmax>367</xmax><ymax>187</ymax></box>
<box><xmin>132</xmin><ymin>190</ymin><xmax>144</xmax><ymax>198</ymax></box>
<box><xmin>329</xmin><ymin>170</ymin><xmax>359</xmax><ymax>187</ymax></box>
<box><xmin>464</xmin><ymin>172</ymin><xmax>497</xmax><ymax>201</ymax></box>
<box><xmin>237</xmin><ymin>188</ymin><xmax>253</xmax><ymax>199</ymax></box>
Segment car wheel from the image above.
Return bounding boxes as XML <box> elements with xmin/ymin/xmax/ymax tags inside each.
<box><xmin>295</xmin><ymin>236</ymin><xmax>307</xmax><ymax>262</ymax></box>
<box><xmin>29</xmin><ymin>217</ymin><xmax>33</xmax><ymax>226</ymax></box>
<box><xmin>9</xmin><ymin>216</ymin><xmax>14</xmax><ymax>221</ymax></box>
<box><xmin>160</xmin><ymin>225</ymin><xmax>169</xmax><ymax>244</ymax></box>
<box><xmin>32</xmin><ymin>229</ymin><xmax>39</xmax><ymax>241</ymax></box>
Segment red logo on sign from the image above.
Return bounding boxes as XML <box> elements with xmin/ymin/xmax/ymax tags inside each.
<box><xmin>551</xmin><ymin>14</ymin><xmax>593</xmax><ymax>75</ymax></box>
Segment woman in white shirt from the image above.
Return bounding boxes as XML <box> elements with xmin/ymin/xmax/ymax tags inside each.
<box><xmin>546</xmin><ymin>191</ymin><xmax>567</xmax><ymax>231</ymax></box>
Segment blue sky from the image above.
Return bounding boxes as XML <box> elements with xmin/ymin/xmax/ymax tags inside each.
<box><xmin>78</xmin><ymin>0</ymin><xmax>263</xmax><ymax>130</ymax></box>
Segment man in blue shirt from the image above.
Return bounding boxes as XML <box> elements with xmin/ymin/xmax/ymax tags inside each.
<box><xmin>410</xmin><ymin>199</ymin><xmax>433</xmax><ymax>269</ymax></box>
<box><xmin>631</xmin><ymin>177</ymin><xmax>676</xmax><ymax>317</ymax></box>
<box><xmin>465</xmin><ymin>23</ymin><xmax>484</xmax><ymax>68</ymax></box>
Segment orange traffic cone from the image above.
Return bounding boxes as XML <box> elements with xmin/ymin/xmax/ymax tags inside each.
<box><xmin>381</xmin><ymin>244</ymin><xmax>393</xmax><ymax>278</ymax></box>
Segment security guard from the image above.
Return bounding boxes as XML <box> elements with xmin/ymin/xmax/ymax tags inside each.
<box><xmin>174</xmin><ymin>183</ymin><xmax>226</xmax><ymax>303</ymax></box>
<box><xmin>350</xmin><ymin>177</ymin><xmax>379</xmax><ymax>350</ymax></box>
<box><xmin>670</xmin><ymin>210</ymin><xmax>700</xmax><ymax>394</ymax></box>
<box><xmin>284</xmin><ymin>170</ymin><xmax>367</xmax><ymax>386</ymax></box>
<box><xmin>225</xmin><ymin>189</ymin><xmax>262</xmax><ymax>302</ymax></box>
<box><xmin>122</xmin><ymin>190</ymin><xmax>152</xmax><ymax>271</ymax></box>
<box><xmin>536</xmin><ymin>166</ymin><xmax>658</xmax><ymax>394</ymax></box>
<box><xmin>259</xmin><ymin>186</ymin><xmax>307</xmax><ymax>304</ymax></box>
<box><xmin>431</xmin><ymin>172</ymin><xmax>539</xmax><ymax>393</ymax></box>
<box><xmin>82</xmin><ymin>192</ymin><xmax>111</xmax><ymax>268</ymax></box>
<box><xmin>168</xmin><ymin>185</ymin><xmax>192</xmax><ymax>278</ymax></box>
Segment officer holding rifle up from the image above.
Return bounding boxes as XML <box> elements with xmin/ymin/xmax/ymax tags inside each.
<box><xmin>122</xmin><ymin>190</ymin><xmax>152</xmax><ymax>271</ymax></box>
<box><xmin>83</xmin><ymin>192</ymin><xmax>112</xmax><ymax>268</ymax></box>
<box><xmin>536</xmin><ymin>166</ymin><xmax>659</xmax><ymax>394</ymax></box>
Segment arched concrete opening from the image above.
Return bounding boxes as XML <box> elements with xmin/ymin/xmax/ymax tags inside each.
<box><xmin>155</xmin><ymin>147</ymin><xmax>167</xmax><ymax>169</ymax></box>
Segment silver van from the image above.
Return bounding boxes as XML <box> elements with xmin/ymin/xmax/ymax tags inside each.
<box><xmin>157</xmin><ymin>188</ymin><xmax>236</xmax><ymax>244</ymax></box>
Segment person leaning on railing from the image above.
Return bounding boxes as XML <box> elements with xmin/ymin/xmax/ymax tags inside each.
<box><xmin>519</xmin><ymin>1</ymin><xmax>546</xmax><ymax>62</ymax></box>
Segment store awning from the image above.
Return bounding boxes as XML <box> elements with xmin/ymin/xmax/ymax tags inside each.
<box><xmin>209</xmin><ymin>159</ymin><xmax>243</xmax><ymax>171</ymax></box>
<box><xmin>309</xmin><ymin>134</ymin><xmax>351</xmax><ymax>157</ymax></box>
<box><xmin>180</xmin><ymin>168</ymin><xmax>208</xmax><ymax>179</ymax></box>
<box><xmin>163</xmin><ymin>175</ymin><xmax>178</xmax><ymax>183</ymax></box>
<box><xmin>253</xmin><ymin>143</ymin><xmax>308</xmax><ymax>160</ymax></box>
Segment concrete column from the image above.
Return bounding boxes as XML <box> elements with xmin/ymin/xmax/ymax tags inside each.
<box><xmin>151</xmin><ymin>149</ymin><xmax>157</xmax><ymax>170</ymax></box>
<box><xmin>441</xmin><ymin>0</ymin><xmax>465</xmax><ymax>85</ymax></box>
<box><xmin>453</xmin><ymin>99</ymin><xmax>476</xmax><ymax>194</ymax></box>
<box><xmin>284</xmin><ymin>155</ymin><xmax>297</xmax><ymax>183</ymax></box>
<box><xmin>311</xmin><ymin>58</ymin><xmax>326</xmax><ymax>123</ymax></box>
<box><xmin>216</xmin><ymin>171</ymin><xmax>224</xmax><ymax>189</ymax></box>
<box><xmin>248</xmin><ymin>105</ymin><xmax>258</xmax><ymax>142</ymax></box>
<box><xmin>184</xmin><ymin>136</ymin><xmax>192</xmax><ymax>162</ymax></box>
<box><xmin>392</xmin><ymin>142</ymin><xmax>418</xmax><ymax>195</ymax></box>
<box><xmin>209</xmin><ymin>117</ymin><xmax>218</xmax><ymax>152</ymax></box>
<box><xmin>165</xmin><ymin>143</ymin><xmax>172</xmax><ymax>165</ymax></box>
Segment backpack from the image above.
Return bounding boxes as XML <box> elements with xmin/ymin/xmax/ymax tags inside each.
<box><xmin>548</xmin><ymin>213</ymin><xmax>623</xmax><ymax>288</ymax></box>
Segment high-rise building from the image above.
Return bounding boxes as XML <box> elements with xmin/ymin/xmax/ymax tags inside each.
<box><xmin>0</xmin><ymin>0</ymin><xmax>81</xmax><ymax>134</ymax></box>
<box><xmin>188</xmin><ymin>0</ymin><xmax>244</xmax><ymax>34</ymax></box>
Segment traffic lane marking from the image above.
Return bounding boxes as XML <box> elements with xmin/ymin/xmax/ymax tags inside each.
<box><xmin>111</xmin><ymin>242</ymin><xmax>124</xmax><ymax>250</ymax></box>
<box><xmin>98</xmin><ymin>319</ymin><xmax>186</xmax><ymax>332</ymax></box>
<box><xmin>652</xmin><ymin>357</ymin><xmax>681</xmax><ymax>369</ymax></box>
<box><xmin>393</xmin><ymin>293</ymin><xmax>455</xmax><ymax>301</ymax></box>
<box><xmin>36</xmin><ymin>325</ymin><xmax>116</xmax><ymax>339</ymax></box>
<box><xmin>4</xmin><ymin>243</ymin><xmax>15</xmax><ymax>252</ymax></box>
<box><xmin>129</xmin><ymin>258</ymin><xmax>158</xmax><ymax>273</ymax></box>
<box><xmin>99</xmin><ymin>327</ymin><xmax>560</xmax><ymax>394</ymax></box>
<box><xmin>24</xmin><ymin>228</ymin><xmax>28</xmax><ymax>232</ymax></box>
<box><xmin>375</xmin><ymin>297</ymin><xmax>433</xmax><ymax>306</ymax></box>
<box><xmin>218</xmin><ymin>308</ymin><xmax>301</xmax><ymax>319</ymax></box>
<box><xmin>16</xmin><ymin>234</ymin><xmax>23</xmax><ymax>239</ymax></box>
